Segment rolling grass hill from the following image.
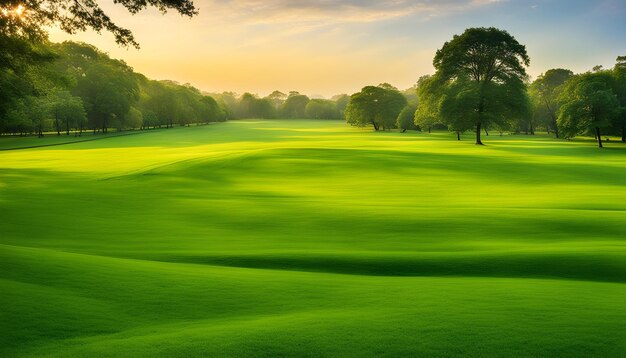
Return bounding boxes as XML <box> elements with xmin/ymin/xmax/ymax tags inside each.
<box><xmin>1</xmin><ymin>120</ymin><xmax>625</xmax><ymax>356</ymax></box>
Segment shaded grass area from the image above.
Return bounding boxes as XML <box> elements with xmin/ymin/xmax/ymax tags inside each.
<box><xmin>1</xmin><ymin>120</ymin><xmax>626</xmax><ymax>356</ymax></box>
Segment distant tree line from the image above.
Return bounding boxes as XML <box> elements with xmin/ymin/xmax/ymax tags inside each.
<box><xmin>209</xmin><ymin>91</ymin><xmax>350</xmax><ymax>121</ymax></box>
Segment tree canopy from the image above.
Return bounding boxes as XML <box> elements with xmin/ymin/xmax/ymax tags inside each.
<box><xmin>0</xmin><ymin>0</ymin><xmax>197</xmax><ymax>47</ymax></box>
<box><xmin>346</xmin><ymin>84</ymin><xmax>407</xmax><ymax>131</ymax></box>
<box><xmin>529</xmin><ymin>68</ymin><xmax>573</xmax><ymax>138</ymax></box>
<box><xmin>558</xmin><ymin>71</ymin><xmax>620</xmax><ymax>148</ymax></box>
<box><xmin>424</xmin><ymin>27</ymin><xmax>531</xmax><ymax>144</ymax></box>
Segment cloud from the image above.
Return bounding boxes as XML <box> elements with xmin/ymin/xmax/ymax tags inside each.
<box><xmin>198</xmin><ymin>0</ymin><xmax>506</xmax><ymax>26</ymax></box>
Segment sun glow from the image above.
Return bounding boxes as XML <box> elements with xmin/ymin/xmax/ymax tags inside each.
<box><xmin>1</xmin><ymin>4</ymin><xmax>25</xmax><ymax>17</ymax></box>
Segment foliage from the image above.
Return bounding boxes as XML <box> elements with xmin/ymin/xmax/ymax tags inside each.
<box><xmin>281</xmin><ymin>92</ymin><xmax>310</xmax><ymax>118</ymax></box>
<box><xmin>305</xmin><ymin>99</ymin><xmax>340</xmax><ymax>119</ymax></box>
<box><xmin>428</xmin><ymin>27</ymin><xmax>531</xmax><ymax>144</ymax></box>
<box><xmin>611</xmin><ymin>56</ymin><xmax>626</xmax><ymax>141</ymax></box>
<box><xmin>558</xmin><ymin>71</ymin><xmax>620</xmax><ymax>147</ymax></box>
<box><xmin>529</xmin><ymin>68</ymin><xmax>573</xmax><ymax>137</ymax></box>
<box><xmin>396</xmin><ymin>104</ymin><xmax>418</xmax><ymax>132</ymax></box>
<box><xmin>346</xmin><ymin>84</ymin><xmax>407</xmax><ymax>131</ymax></box>
<box><xmin>0</xmin><ymin>0</ymin><xmax>197</xmax><ymax>47</ymax></box>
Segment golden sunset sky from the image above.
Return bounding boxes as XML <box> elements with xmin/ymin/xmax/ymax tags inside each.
<box><xmin>50</xmin><ymin>0</ymin><xmax>626</xmax><ymax>97</ymax></box>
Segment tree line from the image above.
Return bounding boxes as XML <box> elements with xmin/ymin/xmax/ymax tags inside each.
<box><xmin>0</xmin><ymin>39</ymin><xmax>356</xmax><ymax>137</ymax></box>
<box><xmin>345</xmin><ymin>28</ymin><xmax>626</xmax><ymax>148</ymax></box>
<box><xmin>2</xmin><ymin>2</ymin><xmax>624</xmax><ymax>148</ymax></box>
<box><xmin>210</xmin><ymin>91</ymin><xmax>350</xmax><ymax>121</ymax></box>
<box><xmin>0</xmin><ymin>40</ymin><xmax>229</xmax><ymax>136</ymax></box>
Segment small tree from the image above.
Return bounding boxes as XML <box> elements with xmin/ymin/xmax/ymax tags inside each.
<box><xmin>346</xmin><ymin>84</ymin><xmax>407</xmax><ymax>131</ymax></box>
<box><xmin>49</xmin><ymin>89</ymin><xmax>86</xmax><ymax>135</ymax></box>
<box><xmin>414</xmin><ymin>75</ymin><xmax>441</xmax><ymax>134</ymax></box>
<box><xmin>124</xmin><ymin>107</ymin><xmax>143</xmax><ymax>130</ymax></box>
<box><xmin>529</xmin><ymin>68</ymin><xmax>573</xmax><ymax>138</ymax></box>
<box><xmin>396</xmin><ymin>104</ymin><xmax>418</xmax><ymax>133</ymax></box>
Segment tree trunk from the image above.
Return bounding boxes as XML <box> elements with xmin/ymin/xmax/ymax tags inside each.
<box><xmin>66</xmin><ymin>121</ymin><xmax>70</xmax><ymax>136</ymax></box>
<box><xmin>372</xmin><ymin>121</ymin><xmax>379</xmax><ymax>131</ymax></box>
<box><xmin>476</xmin><ymin>123</ymin><xmax>483</xmax><ymax>145</ymax></box>
<box><xmin>622</xmin><ymin>127</ymin><xmax>625</xmax><ymax>142</ymax></box>
<box><xmin>55</xmin><ymin>112</ymin><xmax>60</xmax><ymax>136</ymax></box>
<box><xmin>484</xmin><ymin>128</ymin><xmax>489</xmax><ymax>136</ymax></box>
<box><xmin>530</xmin><ymin>121</ymin><xmax>535</xmax><ymax>135</ymax></box>
<box><xmin>596</xmin><ymin>127</ymin><xmax>603</xmax><ymax>148</ymax></box>
<box><xmin>402</xmin><ymin>129</ymin><xmax>406</xmax><ymax>133</ymax></box>
<box><xmin>428</xmin><ymin>126</ymin><xmax>431</xmax><ymax>133</ymax></box>
<box><xmin>456</xmin><ymin>131</ymin><xmax>460</xmax><ymax>141</ymax></box>
<box><xmin>551</xmin><ymin>115</ymin><xmax>559</xmax><ymax>138</ymax></box>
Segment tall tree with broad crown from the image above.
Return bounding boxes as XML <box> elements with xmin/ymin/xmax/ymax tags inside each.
<box><xmin>430</xmin><ymin>27</ymin><xmax>531</xmax><ymax>144</ymax></box>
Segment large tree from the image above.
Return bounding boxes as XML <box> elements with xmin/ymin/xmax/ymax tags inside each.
<box><xmin>429</xmin><ymin>27</ymin><xmax>531</xmax><ymax>144</ymax></box>
<box><xmin>0</xmin><ymin>0</ymin><xmax>196</xmax><ymax>47</ymax></box>
<box><xmin>346</xmin><ymin>84</ymin><xmax>407</xmax><ymax>131</ymax></box>
<box><xmin>558</xmin><ymin>71</ymin><xmax>620</xmax><ymax>148</ymax></box>
<box><xmin>529</xmin><ymin>68</ymin><xmax>573</xmax><ymax>138</ymax></box>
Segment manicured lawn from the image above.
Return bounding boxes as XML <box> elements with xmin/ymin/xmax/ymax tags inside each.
<box><xmin>1</xmin><ymin>119</ymin><xmax>625</xmax><ymax>356</ymax></box>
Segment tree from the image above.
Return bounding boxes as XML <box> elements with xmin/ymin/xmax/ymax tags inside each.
<box><xmin>3</xmin><ymin>98</ymin><xmax>32</xmax><ymax>135</ymax></box>
<box><xmin>49</xmin><ymin>89</ymin><xmax>86</xmax><ymax>135</ymax></box>
<box><xmin>123</xmin><ymin>106</ymin><xmax>143</xmax><ymax>130</ymax></box>
<box><xmin>0</xmin><ymin>0</ymin><xmax>197</xmax><ymax>47</ymax></box>
<box><xmin>414</xmin><ymin>75</ymin><xmax>440</xmax><ymax>134</ymax></box>
<box><xmin>431</xmin><ymin>27</ymin><xmax>531</xmax><ymax>144</ymax></box>
<box><xmin>74</xmin><ymin>60</ymin><xmax>139</xmax><ymax>132</ymax></box>
<box><xmin>558</xmin><ymin>71</ymin><xmax>620</xmax><ymax>148</ymax></box>
<box><xmin>396</xmin><ymin>104</ymin><xmax>418</xmax><ymax>133</ymax></box>
<box><xmin>236</xmin><ymin>93</ymin><xmax>274</xmax><ymax>119</ymax></box>
<box><xmin>305</xmin><ymin>99</ymin><xmax>339</xmax><ymax>119</ymax></box>
<box><xmin>266</xmin><ymin>90</ymin><xmax>287</xmax><ymax>109</ymax></box>
<box><xmin>346</xmin><ymin>84</ymin><xmax>407</xmax><ymax>131</ymax></box>
<box><xmin>437</xmin><ymin>77</ymin><xmax>481</xmax><ymax>140</ymax></box>
<box><xmin>199</xmin><ymin>95</ymin><xmax>226</xmax><ymax>123</ymax></box>
<box><xmin>281</xmin><ymin>93</ymin><xmax>310</xmax><ymax>118</ymax></box>
<box><xmin>332</xmin><ymin>94</ymin><xmax>350</xmax><ymax>119</ymax></box>
<box><xmin>529</xmin><ymin>68</ymin><xmax>573</xmax><ymax>138</ymax></box>
<box><xmin>612</xmin><ymin>56</ymin><xmax>626</xmax><ymax>141</ymax></box>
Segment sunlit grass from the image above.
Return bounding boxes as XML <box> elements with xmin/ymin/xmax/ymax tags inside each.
<box><xmin>1</xmin><ymin>120</ymin><xmax>625</xmax><ymax>356</ymax></box>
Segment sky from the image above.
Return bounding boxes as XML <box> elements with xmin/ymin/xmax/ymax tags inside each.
<box><xmin>49</xmin><ymin>0</ymin><xmax>626</xmax><ymax>98</ymax></box>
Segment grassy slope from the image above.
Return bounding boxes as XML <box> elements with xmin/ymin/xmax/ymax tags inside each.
<box><xmin>1</xmin><ymin>120</ymin><xmax>625</xmax><ymax>357</ymax></box>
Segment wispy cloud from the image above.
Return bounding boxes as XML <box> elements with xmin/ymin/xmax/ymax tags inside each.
<box><xmin>199</xmin><ymin>0</ymin><xmax>506</xmax><ymax>26</ymax></box>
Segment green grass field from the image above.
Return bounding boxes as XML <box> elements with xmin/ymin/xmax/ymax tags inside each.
<box><xmin>2</xmin><ymin>119</ymin><xmax>625</xmax><ymax>357</ymax></box>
